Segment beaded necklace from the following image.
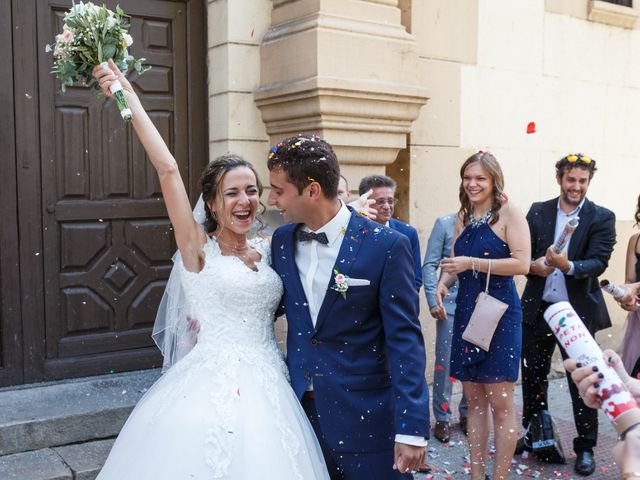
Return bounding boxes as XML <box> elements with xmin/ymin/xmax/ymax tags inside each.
<box><xmin>469</xmin><ymin>208</ymin><xmax>492</xmax><ymax>228</ymax></box>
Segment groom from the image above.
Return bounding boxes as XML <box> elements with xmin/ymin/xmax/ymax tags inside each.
<box><xmin>267</xmin><ymin>135</ymin><xmax>429</xmax><ymax>479</ymax></box>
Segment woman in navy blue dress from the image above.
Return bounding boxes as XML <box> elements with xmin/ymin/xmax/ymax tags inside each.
<box><xmin>436</xmin><ymin>152</ymin><xmax>530</xmax><ymax>480</ymax></box>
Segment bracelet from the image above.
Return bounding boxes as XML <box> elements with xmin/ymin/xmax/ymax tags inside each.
<box><xmin>471</xmin><ymin>257</ymin><xmax>478</xmax><ymax>278</ymax></box>
<box><xmin>622</xmin><ymin>473</ymin><xmax>640</xmax><ymax>479</ymax></box>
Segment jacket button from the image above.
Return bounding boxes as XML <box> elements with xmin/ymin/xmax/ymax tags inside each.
<box><xmin>310</xmin><ymin>338</ymin><xmax>318</xmax><ymax>346</ymax></box>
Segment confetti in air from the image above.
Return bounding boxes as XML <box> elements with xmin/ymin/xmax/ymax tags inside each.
<box><xmin>526</xmin><ymin>121</ymin><xmax>536</xmax><ymax>134</ymax></box>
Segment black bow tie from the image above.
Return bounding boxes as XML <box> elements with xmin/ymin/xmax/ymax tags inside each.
<box><xmin>297</xmin><ymin>230</ymin><xmax>329</xmax><ymax>245</ymax></box>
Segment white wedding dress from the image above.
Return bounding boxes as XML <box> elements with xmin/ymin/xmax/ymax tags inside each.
<box><xmin>97</xmin><ymin>237</ymin><xmax>329</xmax><ymax>479</ymax></box>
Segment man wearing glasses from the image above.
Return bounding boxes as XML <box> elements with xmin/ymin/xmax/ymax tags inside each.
<box><xmin>517</xmin><ymin>154</ymin><xmax>616</xmax><ymax>476</ymax></box>
<box><xmin>358</xmin><ymin>175</ymin><xmax>422</xmax><ymax>290</ymax></box>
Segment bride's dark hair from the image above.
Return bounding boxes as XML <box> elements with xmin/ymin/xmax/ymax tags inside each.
<box><xmin>635</xmin><ymin>194</ymin><xmax>640</xmax><ymax>228</ymax></box>
<box><xmin>200</xmin><ymin>154</ymin><xmax>265</xmax><ymax>234</ymax></box>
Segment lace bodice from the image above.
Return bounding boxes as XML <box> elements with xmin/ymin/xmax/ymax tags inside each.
<box><xmin>181</xmin><ymin>236</ymin><xmax>283</xmax><ymax>353</ymax></box>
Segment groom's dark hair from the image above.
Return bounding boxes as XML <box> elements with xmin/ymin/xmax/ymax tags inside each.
<box><xmin>267</xmin><ymin>135</ymin><xmax>340</xmax><ymax>199</ymax></box>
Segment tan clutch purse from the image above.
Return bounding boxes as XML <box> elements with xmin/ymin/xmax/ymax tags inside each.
<box><xmin>462</xmin><ymin>259</ymin><xmax>508</xmax><ymax>352</ymax></box>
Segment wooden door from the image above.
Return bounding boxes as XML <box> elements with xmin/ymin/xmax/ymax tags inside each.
<box><xmin>0</xmin><ymin>0</ymin><xmax>24</xmax><ymax>386</ymax></box>
<box><xmin>19</xmin><ymin>0</ymin><xmax>206</xmax><ymax>382</ymax></box>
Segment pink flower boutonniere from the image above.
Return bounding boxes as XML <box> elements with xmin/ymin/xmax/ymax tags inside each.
<box><xmin>332</xmin><ymin>268</ymin><xmax>349</xmax><ymax>299</ymax></box>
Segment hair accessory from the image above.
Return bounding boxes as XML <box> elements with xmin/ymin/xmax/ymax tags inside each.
<box><xmin>565</xmin><ymin>153</ymin><xmax>591</xmax><ymax>164</ymax></box>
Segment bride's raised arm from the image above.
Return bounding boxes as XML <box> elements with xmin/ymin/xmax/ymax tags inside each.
<box><xmin>93</xmin><ymin>59</ymin><xmax>205</xmax><ymax>271</ymax></box>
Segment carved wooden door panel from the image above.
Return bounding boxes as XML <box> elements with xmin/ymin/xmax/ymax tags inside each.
<box><xmin>34</xmin><ymin>0</ymin><xmax>206</xmax><ymax>380</ymax></box>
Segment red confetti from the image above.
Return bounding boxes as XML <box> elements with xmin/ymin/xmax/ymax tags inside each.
<box><xmin>440</xmin><ymin>402</ymin><xmax>449</xmax><ymax>412</ymax></box>
<box><xmin>435</xmin><ymin>364</ymin><xmax>445</xmax><ymax>371</ymax></box>
<box><xmin>449</xmin><ymin>376</ymin><xmax>457</xmax><ymax>383</ymax></box>
<box><xmin>236</xmin><ymin>388</ymin><xmax>241</xmax><ymax>397</ymax></box>
<box><xmin>526</xmin><ymin>121</ymin><xmax>536</xmax><ymax>134</ymax></box>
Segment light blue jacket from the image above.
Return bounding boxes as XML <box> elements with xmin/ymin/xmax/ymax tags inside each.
<box><xmin>422</xmin><ymin>214</ymin><xmax>458</xmax><ymax>316</ymax></box>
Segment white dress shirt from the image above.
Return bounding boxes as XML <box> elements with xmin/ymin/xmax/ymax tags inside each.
<box><xmin>542</xmin><ymin>199</ymin><xmax>583</xmax><ymax>303</ymax></box>
<box><xmin>295</xmin><ymin>203</ymin><xmax>351</xmax><ymax>326</ymax></box>
<box><xmin>295</xmin><ymin>203</ymin><xmax>427</xmax><ymax>447</ymax></box>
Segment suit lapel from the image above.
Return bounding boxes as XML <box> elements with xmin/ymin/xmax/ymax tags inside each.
<box><xmin>314</xmin><ymin>212</ymin><xmax>367</xmax><ymax>332</ymax></box>
<box><xmin>568</xmin><ymin>198</ymin><xmax>593</xmax><ymax>260</ymax></box>
<box><xmin>280</xmin><ymin>224</ymin><xmax>314</xmax><ymax>328</ymax></box>
<box><xmin>539</xmin><ymin>198</ymin><xmax>558</xmax><ymax>255</ymax></box>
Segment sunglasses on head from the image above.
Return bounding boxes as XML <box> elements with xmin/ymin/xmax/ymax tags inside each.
<box><xmin>565</xmin><ymin>154</ymin><xmax>592</xmax><ymax>164</ymax></box>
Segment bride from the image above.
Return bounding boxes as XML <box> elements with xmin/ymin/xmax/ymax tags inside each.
<box><xmin>93</xmin><ymin>60</ymin><xmax>329</xmax><ymax>479</ymax></box>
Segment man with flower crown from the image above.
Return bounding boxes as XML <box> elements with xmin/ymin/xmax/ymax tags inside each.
<box><xmin>267</xmin><ymin>135</ymin><xmax>430</xmax><ymax>479</ymax></box>
<box><xmin>518</xmin><ymin>153</ymin><xmax>616</xmax><ymax>476</ymax></box>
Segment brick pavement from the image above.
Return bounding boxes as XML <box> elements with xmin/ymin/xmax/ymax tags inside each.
<box><xmin>414</xmin><ymin>378</ymin><xmax>621</xmax><ymax>480</ymax></box>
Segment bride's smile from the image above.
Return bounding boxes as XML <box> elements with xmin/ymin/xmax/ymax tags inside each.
<box><xmin>208</xmin><ymin>166</ymin><xmax>260</xmax><ymax>236</ymax></box>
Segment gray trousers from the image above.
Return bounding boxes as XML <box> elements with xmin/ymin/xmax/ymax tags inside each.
<box><xmin>432</xmin><ymin>312</ymin><xmax>468</xmax><ymax>422</ymax></box>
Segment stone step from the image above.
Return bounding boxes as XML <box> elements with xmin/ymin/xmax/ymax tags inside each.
<box><xmin>0</xmin><ymin>438</ymin><xmax>115</xmax><ymax>480</ymax></box>
<box><xmin>0</xmin><ymin>369</ymin><xmax>160</xmax><ymax>456</ymax></box>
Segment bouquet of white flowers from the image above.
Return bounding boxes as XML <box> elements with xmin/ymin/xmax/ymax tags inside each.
<box><xmin>45</xmin><ymin>1</ymin><xmax>149</xmax><ymax>121</ymax></box>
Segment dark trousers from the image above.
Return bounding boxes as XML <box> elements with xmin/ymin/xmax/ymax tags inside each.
<box><xmin>301</xmin><ymin>395</ymin><xmax>411</xmax><ymax>480</ymax></box>
<box><xmin>521</xmin><ymin>309</ymin><xmax>598</xmax><ymax>452</ymax></box>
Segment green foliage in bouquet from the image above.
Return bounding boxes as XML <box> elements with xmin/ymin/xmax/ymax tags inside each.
<box><xmin>45</xmin><ymin>1</ymin><xmax>150</xmax><ymax>92</ymax></box>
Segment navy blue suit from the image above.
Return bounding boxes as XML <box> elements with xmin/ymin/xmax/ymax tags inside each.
<box><xmin>389</xmin><ymin>218</ymin><xmax>422</xmax><ymax>290</ymax></box>
<box><xmin>271</xmin><ymin>211</ymin><xmax>429</xmax><ymax>477</ymax></box>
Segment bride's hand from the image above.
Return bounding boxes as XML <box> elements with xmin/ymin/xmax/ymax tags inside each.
<box><xmin>92</xmin><ymin>59</ymin><xmax>134</xmax><ymax>99</ymax></box>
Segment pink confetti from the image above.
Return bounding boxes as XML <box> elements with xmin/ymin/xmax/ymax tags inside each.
<box><xmin>435</xmin><ymin>364</ymin><xmax>445</xmax><ymax>371</ymax></box>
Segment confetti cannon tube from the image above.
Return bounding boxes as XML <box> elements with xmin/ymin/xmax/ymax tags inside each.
<box><xmin>99</xmin><ymin>62</ymin><xmax>132</xmax><ymax>121</ymax></box>
<box><xmin>544</xmin><ymin>301</ymin><xmax>640</xmax><ymax>435</ymax></box>
<box><xmin>553</xmin><ymin>217</ymin><xmax>579</xmax><ymax>253</ymax></box>
<box><xmin>600</xmin><ymin>279</ymin><xmax>640</xmax><ymax>306</ymax></box>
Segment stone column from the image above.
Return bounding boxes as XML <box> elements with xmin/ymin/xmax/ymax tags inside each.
<box><xmin>255</xmin><ymin>0</ymin><xmax>427</xmax><ymax>184</ymax></box>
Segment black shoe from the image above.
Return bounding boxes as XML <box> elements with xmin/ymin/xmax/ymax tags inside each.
<box><xmin>434</xmin><ymin>421</ymin><xmax>450</xmax><ymax>443</ymax></box>
<box><xmin>574</xmin><ymin>450</ymin><xmax>595</xmax><ymax>476</ymax></box>
<box><xmin>514</xmin><ymin>436</ymin><xmax>532</xmax><ymax>454</ymax></box>
<box><xmin>460</xmin><ymin>416</ymin><xmax>468</xmax><ymax>436</ymax></box>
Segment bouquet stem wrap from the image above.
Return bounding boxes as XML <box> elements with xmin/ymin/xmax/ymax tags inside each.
<box><xmin>100</xmin><ymin>62</ymin><xmax>132</xmax><ymax>121</ymax></box>
<box><xmin>544</xmin><ymin>301</ymin><xmax>640</xmax><ymax>435</ymax></box>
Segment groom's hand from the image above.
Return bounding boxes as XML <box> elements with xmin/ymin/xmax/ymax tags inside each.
<box><xmin>393</xmin><ymin>442</ymin><xmax>426</xmax><ymax>473</ymax></box>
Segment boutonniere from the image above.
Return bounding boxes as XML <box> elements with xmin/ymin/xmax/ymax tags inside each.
<box><xmin>332</xmin><ymin>268</ymin><xmax>349</xmax><ymax>299</ymax></box>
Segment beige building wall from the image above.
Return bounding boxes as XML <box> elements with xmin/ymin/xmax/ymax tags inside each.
<box><xmin>207</xmin><ymin>0</ymin><xmax>640</xmax><ymax>374</ymax></box>
<box><xmin>409</xmin><ymin>0</ymin><xmax>640</xmax><ymax>363</ymax></box>
<box><xmin>207</xmin><ymin>0</ymin><xmax>272</xmax><ymax>183</ymax></box>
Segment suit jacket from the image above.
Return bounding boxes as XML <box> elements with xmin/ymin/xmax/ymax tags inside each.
<box><xmin>521</xmin><ymin>197</ymin><xmax>616</xmax><ymax>332</ymax></box>
<box><xmin>422</xmin><ymin>214</ymin><xmax>458</xmax><ymax>316</ymax></box>
<box><xmin>389</xmin><ymin>218</ymin><xmax>423</xmax><ymax>290</ymax></box>
<box><xmin>271</xmin><ymin>211</ymin><xmax>430</xmax><ymax>453</ymax></box>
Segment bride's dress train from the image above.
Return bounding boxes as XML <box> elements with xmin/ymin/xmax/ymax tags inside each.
<box><xmin>97</xmin><ymin>238</ymin><xmax>328</xmax><ymax>479</ymax></box>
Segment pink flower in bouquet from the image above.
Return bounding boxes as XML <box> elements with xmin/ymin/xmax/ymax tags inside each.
<box><xmin>60</xmin><ymin>29</ymin><xmax>74</xmax><ymax>43</ymax></box>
